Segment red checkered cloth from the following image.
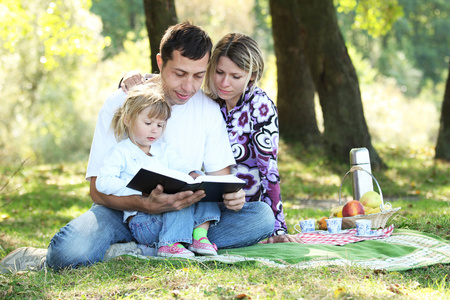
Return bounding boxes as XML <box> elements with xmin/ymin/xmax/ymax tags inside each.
<box><xmin>296</xmin><ymin>225</ymin><xmax>394</xmax><ymax>246</ymax></box>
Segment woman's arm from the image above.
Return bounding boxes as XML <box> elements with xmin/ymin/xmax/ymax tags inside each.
<box><xmin>252</xmin><ymin>96</ymin><xmax>288</xmax><ymax>235</ymax></box>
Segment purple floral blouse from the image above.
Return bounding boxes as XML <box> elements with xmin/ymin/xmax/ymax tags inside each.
<box><xmin>221</xmin><ymin>86</ymin><xmax>287</xmax><ymax>235</ymax></box>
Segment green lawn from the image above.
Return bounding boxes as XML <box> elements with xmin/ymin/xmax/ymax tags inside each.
<box><xmin>0</xmin><ymin>143</ymin><xmax>449</xmax><ymax>299</ymax></box>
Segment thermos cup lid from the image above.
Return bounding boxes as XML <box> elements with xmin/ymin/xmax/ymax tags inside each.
<box><xmin>350</xmin><ymin>147</ymin><xmax>370</xmax><ymax>165</ymax></box>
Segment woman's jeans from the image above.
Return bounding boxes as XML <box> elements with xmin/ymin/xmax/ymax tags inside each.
<box><xmin>129</xmin><ymin>202</ymin><xmax>220</xmax><ymax>248</ymax></box>
<box><xmin>46</xmin><ymin>201</ymin><xmax>274</xmax><ymax>270</ymax></box>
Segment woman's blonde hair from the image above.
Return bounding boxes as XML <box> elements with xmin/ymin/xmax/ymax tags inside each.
<box><xmin>112</xmin><ymin>83</ymin><xmax>171</xmax><ymax>142</ymax></box>
<box><xmin>204</xmin><ymin>33</ymin><xmax>264</xmax><ymax>105</ymax></box>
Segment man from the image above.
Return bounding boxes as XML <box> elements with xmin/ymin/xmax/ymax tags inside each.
<box><xmin>0</xmin><ymin>22</ymin><xmax>274</xmax><ymax>273</ymax></box>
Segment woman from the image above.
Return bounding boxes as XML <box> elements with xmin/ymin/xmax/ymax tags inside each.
<box><xmin>204</xmin><ymin>33</ymin><xmax>301</xmax><ymax>243</ymax></box>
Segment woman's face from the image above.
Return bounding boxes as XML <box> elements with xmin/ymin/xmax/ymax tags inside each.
<box><xmin>214</xmin><ymin>56</ymin><xmax>249</xmax><ymax>107</ymax></box>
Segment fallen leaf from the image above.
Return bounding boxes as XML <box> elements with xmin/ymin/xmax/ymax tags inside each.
<box><xmin>334</xmin><ymin>287</ymin><xmax>346</xmax><ymax>298</ymax></box>
<box><xmin>235</xmin><ymin>293</ymin><xmax>251</xmax><ymax>299</ymax></box>
<box><xmin>388</xmin><ymin>284</ymin><xmax>404</xmax><ymax>295</ymax></box>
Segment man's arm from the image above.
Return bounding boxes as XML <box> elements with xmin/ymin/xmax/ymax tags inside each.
<box><xmin>90</xmin><ymin>177</ymin><xmax>205</xmax><ymax>214</ymax></box>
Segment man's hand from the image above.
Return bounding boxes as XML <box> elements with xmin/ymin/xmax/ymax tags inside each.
<box><xmin>259</xmin><ymin>234</ymin><xmax>304</xmax><ymax>244</ymax></box>
<box><xmin>143</xmin><ymin>185</ymin><xmax>205</xmax><ymax>214</ymax></box>
<box><xmin>222</xmin><ymin>188</ymin><xmax>246</xmax><ymax>211</ymax></box>
<box><xmin>120</xmin><ymin>70</ymin><xmax>145</xmax><ymax>93</ymax></box>
<box><xmin>90</xmin><ymin>177</ymin><xmax>204</xmax><ymax>214</ymax></box>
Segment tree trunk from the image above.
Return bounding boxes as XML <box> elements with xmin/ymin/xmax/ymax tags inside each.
<box><xmin>143</xmin><ymin>0</ymin><xmax>177</xmax><ymax>73</ymax></box>
<box><xmin>269</xmin><ymin>0</ymin><xmax>322</xmax><ymax>146</ymax></box>
<box><xmin>435</xmin><ymin>62</ymin><xmax>450</xmax><ymax>161</ymax></box>
<box><xmin>297</xmin><ymin>0</ymin><xmax>384</xmax><ymax>169</ymax></box>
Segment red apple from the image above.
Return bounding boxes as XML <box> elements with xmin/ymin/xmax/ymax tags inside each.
<box><xmin>342</xmin><ymin>200</ymin><xmax>365</xmax><ymax>217</ymax></box>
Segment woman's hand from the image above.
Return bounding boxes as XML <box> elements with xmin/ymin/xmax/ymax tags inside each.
<box><xmin>259</xmin><ymin>234</ymin><xmax>304</xmax><ymax>244</ymax></box>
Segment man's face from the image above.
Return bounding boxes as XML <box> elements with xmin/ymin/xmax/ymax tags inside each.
<box><xmin>157</xmin><ymin>50</ymin><xmax>209</xmax><ymax>106</ymax></box>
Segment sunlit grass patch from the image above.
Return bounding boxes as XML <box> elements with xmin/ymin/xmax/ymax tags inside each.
<box><xmin>0</xmin><ymin>147</ymin><xmax>449</xmax><ymax>299</ymax></box>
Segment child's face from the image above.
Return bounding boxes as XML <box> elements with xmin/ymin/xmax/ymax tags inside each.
<box><xmin>129</xmin><ymin>106</ymin><xmax>166</xmax><ymax>154</ymax></box>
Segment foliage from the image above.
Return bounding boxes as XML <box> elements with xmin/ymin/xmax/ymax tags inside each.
<box><xmin>395</xmin><ymin>0</ymin><xmax>450</xmax><ymax>85</ymax></box>
<box><xmin>0</xmin><ymin>0</ymin><xmax>103</xmax><ymax>70</ymax></box>
<box><xmin>90</xmin><ymin>0</ymin><xmax>146</xmax><ymax>59</ymax></box>
<box><xmin>0</xmin><ymin>0</ymin><xmax>106</xmax><ymax>165</ymax></box>
<box><xmin>0</xmin><ymin>0</ymin><xmax>448</xmax><ymax>168</ymax></box>
<box><xmin>337</xmin><ymin>0</ymin><xmax>450</xmax><ymax>91</ymax></box>
<box><xmin>1</xmin><ymin>147</ymin><xmax>449</xmax><ymax>299</ymax></box>
<box><xmin>252</xmin><ymin>0</ymin><xmax>273</xmax><ymax>54</ymax></box>
<box><xmin>337</xmin><ymin>0</ymin><xmax>404</xmax><ymax>37</ymax></box>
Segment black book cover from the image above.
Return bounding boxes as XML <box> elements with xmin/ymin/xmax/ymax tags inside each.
<box><xmin>126</xmin><ymin>168</ymin><xmax>246</xmax><ymax>202</ymax></box>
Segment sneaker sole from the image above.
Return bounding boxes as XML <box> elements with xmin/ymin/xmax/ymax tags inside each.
<box><xmin>188</xmin><ymin>247</ymin><xmax>218</xmax><ymax>256</ymax></box>
<box><xmin>0</xmin><ymin>247</ymin><xmax>47</xmax><ymax>274</ymax></box>
<box><xmin>157</xmin><ymin>252</ymin><xmax>195</xmax><ymax>258</ymax></box>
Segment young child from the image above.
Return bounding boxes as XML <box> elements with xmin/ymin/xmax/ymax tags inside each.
<box><xmin>95</xmin><ymin>83</ymin><xmax>219</xmax><ymax>258</ymax></box>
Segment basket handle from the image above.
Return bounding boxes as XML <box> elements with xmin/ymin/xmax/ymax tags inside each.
<box><xmin>338</xmin><ymin>166</ymin><xmax>390</xmax><ymax>211</ymax></box>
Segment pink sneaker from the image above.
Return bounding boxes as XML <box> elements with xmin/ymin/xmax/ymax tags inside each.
<box><xmin>157</xmin><ymin>243</ymin><xmax>195</xmax><ymax>258</ymax></box>
<box><xmin>188</xmin><ymin>237</ymin><xmax>218</xmax><ymax>256</ymax></box>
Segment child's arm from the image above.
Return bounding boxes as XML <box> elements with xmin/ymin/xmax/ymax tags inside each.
<box><xmin>95</xmin><ymin>146</ymin><xmax>136</xmax><ymax>196</ymax></box>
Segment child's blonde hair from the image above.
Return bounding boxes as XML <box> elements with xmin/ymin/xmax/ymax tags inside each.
<box><xmin>112</xmin><ymin>83</ymin><xmax>171</xmax><ymax>142</ymax></box>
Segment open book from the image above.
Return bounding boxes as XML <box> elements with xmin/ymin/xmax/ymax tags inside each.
<box><xmin>126</xmin><ymin>167</ymin><xmax>246</xmax><ymax>202</ymax></box>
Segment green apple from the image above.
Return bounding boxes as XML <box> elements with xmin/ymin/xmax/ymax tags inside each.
<box><xmin>360</xmin><ymin>191</ymin><xmax>382</xmax><ymax>208</ymax></box>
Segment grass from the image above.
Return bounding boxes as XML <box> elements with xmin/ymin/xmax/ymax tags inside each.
<box><xmin>0</xmin><ymin>143</ymin><xmax>449</xmax><ymax>299</ymax></box>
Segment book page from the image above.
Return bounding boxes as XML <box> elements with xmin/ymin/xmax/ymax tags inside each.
<box><xmin>194</xmin><ymin>174</ymin><xmax>245</xmax><ymax>184</ymax></box>
<box><xmin>145</xmin><ymin>165</ymin><xmax>194</xmax><ymax>183</ymax></box>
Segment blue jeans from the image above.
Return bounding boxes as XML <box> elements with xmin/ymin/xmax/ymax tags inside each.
<box><xmin>46</xmin><ymin>201</ymin><xmax>274</xmax><ymax>270</ymax></box>
<box><xmin>129</xmin><ymin>202</ymin><xmax>220</xmax><ymax>247</ymax></box>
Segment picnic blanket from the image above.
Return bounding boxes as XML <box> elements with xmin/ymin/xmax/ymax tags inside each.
<box><xmin>298</xmin><ymin>225</ymin><xmax>394</xmax><ymax>245</ymax></box>
<box><xmin>137</xmin><ymin>228</ymin><xmax>450</xmax><ymax>271</ymax></box>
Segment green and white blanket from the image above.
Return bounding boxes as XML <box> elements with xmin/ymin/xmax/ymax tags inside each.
<box><xmin>141</xmin><ymin>229</ymin><xmax>450</xmax><ymax>271</ymax></box>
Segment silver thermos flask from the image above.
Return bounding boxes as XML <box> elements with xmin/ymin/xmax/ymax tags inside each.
<box><xmin>350</xmin><ymin>148</ymin><xmax>373</xmax><ymax>200</ymax></box>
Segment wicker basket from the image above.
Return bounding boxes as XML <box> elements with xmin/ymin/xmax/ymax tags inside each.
<box><xmin>333</xmin><ymin>166</ymin><xmax>401</xmax><ymax>229</ymax></box>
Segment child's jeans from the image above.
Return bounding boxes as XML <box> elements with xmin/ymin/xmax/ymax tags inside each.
<box><xmin>128</xmin><ymin>202</ymin><xmax>220</xmax><ymax>248</ymax></box>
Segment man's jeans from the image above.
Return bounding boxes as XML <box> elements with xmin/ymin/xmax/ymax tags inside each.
<box><xmin>46</xmin><ymin>201</ymin><xmax>274</xmax><ymax>270</ymax></box>
<box><xmin>129</xmin><ymin>202</ymin><xmax>220</xmax><ymax>247</ymax></box>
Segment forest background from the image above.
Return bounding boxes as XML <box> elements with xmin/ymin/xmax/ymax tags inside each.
<box><xmin>1</xmin><ymin>2</ymin><xmax>449</xmax><ymax>298</ymax></box>
<box><xmin>0</xmin><ymin>0</ymin><xmax>449</xmax><ymax>166</ymax></box>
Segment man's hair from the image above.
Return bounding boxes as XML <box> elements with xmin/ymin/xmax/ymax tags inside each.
<box><xmin>159</xmin><ymin>22</ymin><xmax>213</xmax><ymax>66</ymax></box>
<box><xmin>112</xmin><ymin>82</ymin><xmax>171</xmax><ymax>142</ymax></box>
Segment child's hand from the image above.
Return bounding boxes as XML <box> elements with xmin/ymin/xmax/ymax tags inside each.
<box><xmin>121</xmin><ymin>70</ymin><xmax>144</xmax><ymax>93</ymax></box>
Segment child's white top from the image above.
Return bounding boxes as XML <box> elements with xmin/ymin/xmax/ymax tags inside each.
<box><xmin>96</xmin><ymin>138</ymin><xmax>192</xmax><ymax>221</ymax></box>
